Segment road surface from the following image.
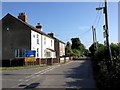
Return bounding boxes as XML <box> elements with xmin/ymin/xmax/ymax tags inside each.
<box><xmin>1</xmin><ymin>59</ymin><xmax>96</xmax><ymax>89</ymax></box>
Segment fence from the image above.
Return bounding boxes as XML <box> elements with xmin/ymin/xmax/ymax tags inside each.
<box><xmin>2</xmin><ymin>56</ymin><xmax>73</xmax><ymax>67</ymax></box>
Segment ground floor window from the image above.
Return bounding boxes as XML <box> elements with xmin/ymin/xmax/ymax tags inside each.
<box><xmin>46</xmin><ymin>52</ymin><xmax>51</xmax><ymax>57</ymax></box>
<box><xmin>15</xmin><ymin>49</ymin><xmax>25</xmax><ymax>58</ymax></box>
<box><xmin>37</xmin><ymin>48</ymin><xmax>39</xmax><ymax>57</ymax></box>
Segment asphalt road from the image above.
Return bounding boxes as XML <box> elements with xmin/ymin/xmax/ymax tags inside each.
<box><xmin>2</xmin><ymin>59</ymin><xmax>96</xmax><ymax>89</ymax></box>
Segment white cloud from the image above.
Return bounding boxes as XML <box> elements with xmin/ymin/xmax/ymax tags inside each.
<box><xmin>78</xmin><ymin>26</ymin><xmax>90</xmax><ymax>31</ymax></box>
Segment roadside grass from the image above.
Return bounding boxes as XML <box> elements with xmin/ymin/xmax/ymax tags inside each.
<box><xmin>0</xmin><ymin>60</ymin><xmax>72</xmax><ymax>71</ymax></box>
<box><xmin>0</xmin><ymin>64</ymin><xmax>47</xmax><ymax>70</ymax></box>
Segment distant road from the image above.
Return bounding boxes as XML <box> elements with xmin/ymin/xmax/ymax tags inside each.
<box><xmin>2</xmin><ymin>59</ymin><xmax>96</xmax><ymax>89</ymax></box>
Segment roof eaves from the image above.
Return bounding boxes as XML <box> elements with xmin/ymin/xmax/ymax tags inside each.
<box><xmin>1</xmin><ymin>13</ymin><xmax>55</xmax><ymax>39</ymax></box>
<box><xmin>52</xmin><ymin>36</ymin><xmax>65</xmax><ymax>44</ymax></box>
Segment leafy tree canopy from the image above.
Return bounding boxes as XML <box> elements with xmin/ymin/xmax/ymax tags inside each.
<box><xmin>65</xmin><ymin>38</ymin><xmax>86</xmax><ymax>57</ymax></box>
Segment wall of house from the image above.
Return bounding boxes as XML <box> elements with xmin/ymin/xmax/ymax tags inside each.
<box><xmin>54</xmin><ymin>39</ymin><xmax>60</xmax><ymax>58</ymax></box>
<box><xmin>2</xmin><ymin>16</ymin><xmax>31</xmax><ymax>60</ymax></box>
<box><xmin>41</xmin><ymin>35</ymin><xmax>55</xmax><ymax>58</ymax></box>
<box><xmin>59</xmin><ymin>42</ymin><xmax>65</xmax><ymax>56</ymax></box>
<box><xmin>31</xmin><ymin>30</ymin><xmax>41</xmax><ymax>58</ymax></box>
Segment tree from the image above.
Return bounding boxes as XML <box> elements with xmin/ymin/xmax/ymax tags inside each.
<box><xmin>79</xmin><ymin>43</ymin><xmax>85</xmax><ymax>55</ymax></box>
<box><xmin>89</xmin><ymin>43</ymin><xmax>95</xmax><ymax>56</ymax></box>
<box><xmin>71</xmin><ymin>38</ymin><xmax>81</xmax><ymax>50</ymax></box>
<box><xmin>83</xmin><ymin>49</ymin><xmax>89</xmax><ymax>56</ymax></box>
<box><xmin>72</xmin><ymin>49</ymin><xmax>81</xmax><ymax>57</ymax></box>
<box><xmin>65</xmin><ymin>42</ymin><xmax>73</xmax><ymax>56</ymax></box>
<box><xmin>71</xmin><ymin>38</ymin><xmax>86</xmax><ymax>57</ymax></box>
<box><xmin>89</xmin><ymin>42</ymin><xmax>101</xmax><ymax>56</ymax></box>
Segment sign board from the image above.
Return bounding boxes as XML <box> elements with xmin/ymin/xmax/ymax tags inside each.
<box><xmin>25</xmin><ymin>57</ymin><xmax>36</xmax><ymax>62</ymax></box>
<box><xmin>103</xmin><ymin>31</ymin><xmax>106</xmax><ymax>38</ymax></box>
<box><xmin>15</xmin><ymin>49</ymin><xmax>36</xmax><ymax>59</ymax></box>
<box><xmin>25</xmin><ymin>50</ymin><xmax>36</xmax><ymax>57</ymax></box>
<box><xmin>15</xmin><ymin>49</ymin><xmax>36</xmax><ymax>62</ymax></box>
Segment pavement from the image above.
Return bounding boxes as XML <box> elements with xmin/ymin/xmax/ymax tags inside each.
<box><xmin>1</xmin><ymin>59</ymin><xmax>96</xmax><ymax>89</ymax></box>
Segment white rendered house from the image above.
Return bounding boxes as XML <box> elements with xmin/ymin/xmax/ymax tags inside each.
<box><xmin>35</xmin><ymin>23</ymin><xmax>56</xmax><ymax>59</ymax></box>
<box><xmin>31</xmin><ymin>30</ymin><xmax>42</xmax><ymax>58</ymax></box>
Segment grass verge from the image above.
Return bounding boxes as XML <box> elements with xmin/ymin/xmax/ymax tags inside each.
<box><xmin>0</xmin><ymin>61</ymin><xmax>72</xmax><ymax>71</ymax></box>
<box><xmin>0</xmin><ymin>64</ymin><xmax>47</xmax><ymax>70</ymax></box>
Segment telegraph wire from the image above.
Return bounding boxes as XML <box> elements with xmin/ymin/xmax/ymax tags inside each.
<box><xmin>94</xmin><ymin>2</ymin><xmax>104</xmax><ymax>28</ymax></box>
<box><xmin>79</xmin><ymin>1</ymin><xmax>103</xmax><ymax>37</ymax></box>
<box><xmin>93</xmin><ymin>1</ymin><xmax>102</xmax><ymax>26</ymax></box>
<box><xmin>94</xmin><ymin>9</ymin><xmax>102</xmax><ymax>28</ymax></box>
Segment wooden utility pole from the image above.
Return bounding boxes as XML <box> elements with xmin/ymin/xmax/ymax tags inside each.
<box><xmin>104</xmin><ymin>0</ymin><xmax>112</xmax><ymax>64</ymax></box>
<box><xmin>96</xmin><ymin>0</ymin><xmax>113</xmax><ymax>72</ymax></box>
<box><xmin>92</xmin><ymin>26</ymin><xmax>97</xmax><ymax>49</ymax></box>
<box><xmin>92</xmin><ymin>26</ymin><xmax>95</xmax><ymax>48</ymax></box>
<box><xmin>94</xmin><ymin>28</ymin><xmax>98</xmax><ymax>48</ymax></box>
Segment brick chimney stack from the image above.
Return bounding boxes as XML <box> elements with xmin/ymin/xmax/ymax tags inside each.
<box><xmin>18</xmin><ymin>12</ymin><xmax>27</xmax><ymax>22</ymax></box>
<box><xmin>36</xmin><ymin>23</ymin><xmax>42</xmax><ymax>31</ymax></box>
<box><xmin>48</xmin><ymin>32</ymin><xmax>54</xmax><ymax>37</ymax></box>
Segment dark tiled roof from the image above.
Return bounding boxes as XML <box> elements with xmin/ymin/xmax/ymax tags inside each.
<box><xmin>1</xmin><ymin>13</ymin><xmax>54</xmax><ymax>39</ymax></box>
<box><xmin>56</xmin><ymin>38</ymin><xmax>65</xmax><ymax>44</ymax></box>
<box><xmin>2</xmin><ymin>13</ymin><xmax>66</xmax><ymax>44</ymax></box>
<box><xmin>48</xmin><ymin>35</ymin><xmax>65</xmax><ymax>44</ymax></box>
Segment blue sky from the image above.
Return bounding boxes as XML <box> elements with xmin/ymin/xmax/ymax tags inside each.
<box><xmin>2</xmin><ymin>2</ymin><xmax>118</xmax><ymax>48</ymax></box>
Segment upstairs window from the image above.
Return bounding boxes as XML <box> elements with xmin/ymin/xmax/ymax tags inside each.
<box><xmin>33</xmin><ymin>34</ymin><xmax>35</xmax><ymax>38</ymax></box>
<box><xmin>51</xmin><ymin>40</ymin><xmax>52</xmax><ymax>46</ymax></box>
<box><xmin>44</xmin><ymin>37</ymin><xmax>46</xmax><ymax>45</ymax></box>
<box><xmin>37</xmin><ymin>34</ymin><xmax>39</xmax><ymax>44</ymax></box>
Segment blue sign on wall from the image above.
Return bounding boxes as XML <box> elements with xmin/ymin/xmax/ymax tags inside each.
<box><xmin>25</xmin><ymin>50</ymin><xmax>36</xmax><ymax>57</ymax></box>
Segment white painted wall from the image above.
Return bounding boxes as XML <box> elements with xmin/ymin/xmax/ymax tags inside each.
<box><xmin>31</xmin><ymin>30</ymin><xmax>41</xmax><ymax>58</ymax></box>
<box><xmin>41</xmin><ymin>35</ymin><xmax>55</xmax><ymax>58</ymax></box>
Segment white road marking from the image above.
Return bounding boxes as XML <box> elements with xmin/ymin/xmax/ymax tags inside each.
<box><xmin>25</xmin><ymin>75</ymin><xmax>34</xmax><ymax>79</ymax></box>
<box><xmin>19</xmin><ymin>79</ymin><xmax>22</xmax><ymax>81</ymax></box>
<box><xmin>11</xmin><ymin>64</ymin><xmax>62</xmax><ymax>88</ymax></box>
<box><xmin>18</xmin><ymin>83</ymin><xmax>23</xmax><ymax>85</ymax></box>
<box><xmin>25</xmin><ymin>79</ymin><xmax>29</xmax><ymax>81</ymax></box>
<box><xmin>25</xmin><ymin>65</ymin><xmax>61</xmax><ymax>81</ymax></box>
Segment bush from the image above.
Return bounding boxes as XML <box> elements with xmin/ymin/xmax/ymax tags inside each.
<box><xmin>92</xmin><ymin>43</ymin><xmax>120</xmax><ymax>89</ymax></box>
<box><xmin>72</xmin><ymin>49</ymin><xmax>81</xmax><ymax>57</ymax></box>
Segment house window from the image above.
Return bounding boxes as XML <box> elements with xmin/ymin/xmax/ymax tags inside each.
<box><xmin>15</xmin><ymin>49</ymin><xmax>25</xmax><ymax>58</ymax></box>
<box><xmin>44</xmin><ymin>37</ymin><xmax>46</xmax><ymax>45</ymax></box>
<box><xmin>37</xmin><ymin>34</ymin><xmax>39</xmax><ymax>44</ymax></box>
<box><xmin>37</xmin><ymin>39</ymin><xmax>39</xmax><ymax>44</ymax></box>
<box><xmin>33</xmin><ymin>34</ymin><xmax>35</xmax><ymax>38</ymax></box>
<box><xmin>46</xmin><ymin>52</ymin><xmax>51</xmax><ymax>57</ymax></box>
<box><xmin>44</xmin><ymin>50</ymin><xmax>46</xmax><ymax>57</ymax></box>
<box><xmin>37</xmin><ymin>34</ymin><xmax>39</xmax><ymax>38</ymax></box>
<box><xmin>33</xmin><ymin>47</ymin><xmax>35</xmax><ymax>49</ymax></box>
<box><xmin>51</xmin><ymin>40</ymin><xmax>52</xmax><ymax>46</ymax></box>
<box><xmin>37</xmin><ymin>48</ymin><xmax>39</xmax><ymax>57</ymax></box>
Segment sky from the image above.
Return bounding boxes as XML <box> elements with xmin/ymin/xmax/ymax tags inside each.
<box><xmin>1</xmin><ymin>1</ymin><xmax>118</xmax><ymax>49</ymax></box>
<box><xmin>118</xmin><ymin>2</ymin><xmax>120</xmax><ymax>42</ymax></box>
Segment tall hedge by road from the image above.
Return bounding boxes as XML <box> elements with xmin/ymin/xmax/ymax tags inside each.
<box><xmin>90</xmin><ymin>43</ymin><xmax>120</xmax><ymax>89</ymax></box>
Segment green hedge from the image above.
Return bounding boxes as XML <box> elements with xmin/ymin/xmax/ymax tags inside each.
<box><xmin>92</xmin><ymin>43</ymin><xmax>120</xmax><ymax>89</ymax></box>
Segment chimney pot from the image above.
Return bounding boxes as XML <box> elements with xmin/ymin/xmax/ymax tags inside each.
<box><xmin>18</xmin><ymin>12</ymin><xmax>27</xmax><ymax>22</ymax></box>
<box><xmin>48</xmin><ymin>33</ymin><xmax>54</xmax><ymax>37</ymax></box>
<box><xmin>36</xmin><ymin>23</ymin><xmax>42</xmax><ymax>31</ymax></box>
<box><xmin>38</xmin><ymin>23</ymin><xmax>40</xmax><ymax>26</ymax></box>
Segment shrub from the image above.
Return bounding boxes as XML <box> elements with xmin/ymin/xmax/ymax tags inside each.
<box><xmin>92</xmin><ymin>43</ymin><xmax>120</xmax><ymax>89</ymax></box>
